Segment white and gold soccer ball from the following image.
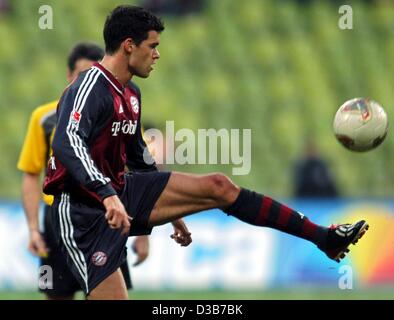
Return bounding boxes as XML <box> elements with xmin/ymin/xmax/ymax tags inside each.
<box><xmin>333</xmin><ymin>98</ymin><xmax>389</xmax><ymax>152</ymax></box>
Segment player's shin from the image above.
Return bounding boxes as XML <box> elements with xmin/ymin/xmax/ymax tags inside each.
<box><xmin>223</xmin><ymin>188</ymin><xmax>327</xmax><ymax>247</ymax></box>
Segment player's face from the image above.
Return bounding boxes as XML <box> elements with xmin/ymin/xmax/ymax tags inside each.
<box><xmin>128</xmin><ymin>30</ymin><xmax>160</xmax><ymax>78</ymax></box>
<box><xmin>67</xmin><ymin>58</ymin><xmax>96</xmax><ymax>83</ymax></box>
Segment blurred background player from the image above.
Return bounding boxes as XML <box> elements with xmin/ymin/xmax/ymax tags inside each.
<box><xmin>293</xmin><ymin>140</ymin><xmax>339</xmax><ymax>198</ymax></box>
<box><xmin>17</xmin><ymin>42</ymin><xmax>149</xmax><ymax>300</ymax></box>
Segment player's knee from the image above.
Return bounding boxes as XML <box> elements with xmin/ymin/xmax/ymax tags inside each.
<box><xmin>204</xmin><ymin>173</ymin><xmax>239</xmax><ymax>205</ymax></box>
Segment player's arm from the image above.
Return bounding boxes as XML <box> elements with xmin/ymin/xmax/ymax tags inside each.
<box><xmin>52</xmin><ymin>83</ymin><xmax>129</xmax><ymax>234</ymax></box>
<box><xmin>21</xmin><ymin>173</ymin><xmax>49</xmax><ymax>256</ymax></box>
<box><xmin>132</xmin><ymin>235</ymin><xmax>149</xmax><ymax>266</ymax></box>
<box><xmin>171</xmin><ymin>219</ymin><xmax>192</xmax><ymax>247</ymax></box>
<box><xmin>21</xmin><ymin>173</ymin><xmax>41</xmax><ymax>232</ymax></box>
<box><xmin>52</xmin><ymin>87</ymin><xmax>116</xmax><ymax>199</ymax></box>
<box><xmin>17</xmin><ymin>109</ymin><xmax>49</xmax><ymax>257</ymax></box>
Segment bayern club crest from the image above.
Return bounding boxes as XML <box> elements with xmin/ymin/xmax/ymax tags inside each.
<box><xmin>130</xmin><ymin>96</ymin><xmax>139</xmax><ymax>114</ymax></box>
<box><xmin>91</xmin><ymin>251</ymin><xmax>107</xmax><ymax>266</ymax></box>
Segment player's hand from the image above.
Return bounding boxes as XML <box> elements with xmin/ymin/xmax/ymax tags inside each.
<box><xmin>170</xmin><ymin>219</ymin><xmax>192</xmax><ymax>247</ymax></box>
<box><xmin>132</xmin><ymin>235</ymin><xmax>149</xmax><ymax>266</ymax></box>
<box><xmin>103</xmin><ymin>195</ymin><xmax>132</xmax><ymax>236</ymax></box>
<box><xmin>28</xmin><ymin>230</ymin><xmax>49</xmax><ymax>258</ymax></box>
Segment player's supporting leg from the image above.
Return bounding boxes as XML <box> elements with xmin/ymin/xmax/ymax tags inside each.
<box><xmin>149</xmin><ymin>172</ymin><xmax>368</xmax><ymax>261</ymax></box>
<box><xmin>88</xmin><ymin>268</ymin><xmax>128</xmax><ymax>300</ymax></box>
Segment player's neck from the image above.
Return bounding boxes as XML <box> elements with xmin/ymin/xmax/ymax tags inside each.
<box><xmin>100</xmin><ymin>55</ymin><xmax>132</xmax><ymax>86</ymax></box>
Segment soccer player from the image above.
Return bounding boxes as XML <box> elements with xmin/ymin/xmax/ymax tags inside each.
<box><xmin>43</xmin><ymin>6</ymin><xmax>369</xmax><ymax>300</ymax></box>
<box><xmin>18</xmin><ymin>42</ymin><xmax>149</xmax><ymax>300</ymax></box>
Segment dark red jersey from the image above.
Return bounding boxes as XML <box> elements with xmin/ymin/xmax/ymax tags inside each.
<box><xmin>43</xmin><ymin>62</ymin><xmax>157</xmax><ymax>205</ymax></box>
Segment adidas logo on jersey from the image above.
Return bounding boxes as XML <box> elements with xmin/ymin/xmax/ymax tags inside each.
<box><xmin>119</xmin><ymin>104</ymin><xmax>124</xmax><ymax>114</ymax></box>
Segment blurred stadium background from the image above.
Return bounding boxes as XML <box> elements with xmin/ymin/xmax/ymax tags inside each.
<box><xmin>1</xmin><ymin>0</ymin><xmax>394</xmax><ymax>299</ymax></box>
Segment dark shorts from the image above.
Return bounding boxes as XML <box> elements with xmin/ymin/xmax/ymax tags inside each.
<box><xmin>50</xmin><ymin>171</ymin><xmax>171</xmax><ymax>295</ymax></box>
<box><xmin>41</xmin><ymin>205</ymin><xmax>132</xmax><ymax>297</ymax></box>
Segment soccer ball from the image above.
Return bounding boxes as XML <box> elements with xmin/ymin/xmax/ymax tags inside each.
<box><xmin>333</xmin><ymin>97</ymin><xmax>389</xmax><ymax>152</ymax></box>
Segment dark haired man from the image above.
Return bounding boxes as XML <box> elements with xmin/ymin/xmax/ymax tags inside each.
<box><xmin>44</xmin><ymin>6</ymin><xmax>369</xmax><ymax>300</ymax></box>
<box><xmin>18</xmin><ymin>42</ymin><xmax>147</xmax><ymax>299</ymax></box>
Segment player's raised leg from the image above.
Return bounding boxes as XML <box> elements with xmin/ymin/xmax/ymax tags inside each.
<box><xmin>148</xmin><ymin>172</ymin><xmax>240</xmax><ymax>225</ymax></box>
<box><xmin>149</xmin><ymin>172</ymin><xmax>368</xmax><ymax>262</ymax></box>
